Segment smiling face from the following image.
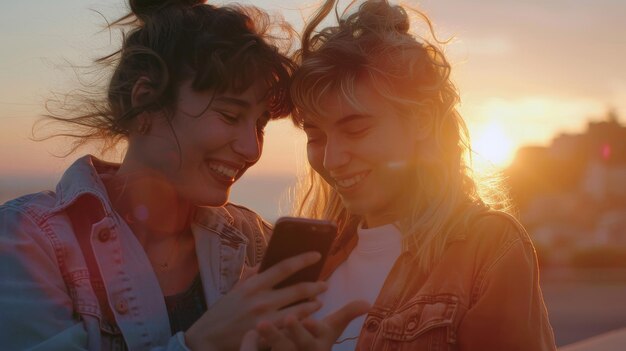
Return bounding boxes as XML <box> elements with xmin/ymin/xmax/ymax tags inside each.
<box><xmin>126</xmin><ymin>79</ymin><xmax>270</xmax><ymax>207</ymax></box>
<box><xmin>303</xmin><ymin>79</ymin><xmax>419</xmax><ymax>227</ymax></box>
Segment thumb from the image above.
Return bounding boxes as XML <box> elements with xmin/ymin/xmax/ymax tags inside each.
<box><xmin>242</xmin><ymin>263</ymin><xmax>260</xmax><ymax>280</ymax></box>
<box><xmin>324</xmin><ymin>300</ymin><xmax>371</xmax><ymax>336</ymax></box>
<box><xmin>235</xmin><ymin>264</ymin><xmax>260</xmax><ymax>288</ymax></box>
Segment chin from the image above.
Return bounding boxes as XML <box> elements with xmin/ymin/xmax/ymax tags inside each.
<box><xmin>202</xmin><ymin>195</ymin><xmax>229</xmax><ymax>207</ymax></box>
<box><xmin>342</xmin><ymin>200</ymin><xmax>369</xmax><ymax>217</ymax></box>
<box><xmin>188</xmin><ymin>190</ymin><xmax>230</xmax><ymax>208</ymax></box>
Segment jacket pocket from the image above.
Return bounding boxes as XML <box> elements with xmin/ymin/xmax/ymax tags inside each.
<box><xmin>381</xmin><ymin>294</ymin><xmax>460</xmax><ymax>345</ymax></box>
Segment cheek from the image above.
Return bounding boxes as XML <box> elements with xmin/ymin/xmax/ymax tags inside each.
<box><xmin>307</xmin><ymin>144</ymin><xmax>324</xmax><ymax>173</ymax></box>
<box><xmin>307</xmin><ymin>144</ymin><xmax>334</xmax><ymax>185</ymax></box>
<box><xmin>257</xmin><ymin>134</ymin><xmax>265</xmax><ymax>155</ymax></box>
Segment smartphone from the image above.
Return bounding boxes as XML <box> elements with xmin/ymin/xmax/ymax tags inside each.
<box><xmin>259</xmin><ymin>217</ymin><xmax>337</xmax><ymax>289</ymax></box>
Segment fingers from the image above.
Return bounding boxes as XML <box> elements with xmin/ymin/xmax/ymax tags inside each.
<box><xmin>283</xmin><ymin>315</ymin><xmax>317</xmax><ymax>350</ymax></box>
<box><xmin>234</xmin><ymin>264</ymin><xmax>260</xmax><ymax>289</ymax></box>
<box><xmin>253</xmin><ymin>252</ymin><xmax>321</xmax><ymax>290</ymax></box>
<box><xmin>324</xmin><ymin>300</ymin><xmax>371</xmax><ymax>336</ymax></box>
<box><xmin>239</xmin><ymin>330</ymin><xmax>259</xmax><ymax>351</ymax></box>
<box><xmin>270</xmin><ymin>281</ymin><xmax>327</xmax><ymax>310</ymax></box>
<box><xmin>241</xmin><ymin>264</ymin><xmax>260</xmax><ymax>280</ymax></box>
<box><xmin>246</xmin><ymin>282</ymin><xmax>325</xmax><ymax>320</ymax></box>
<box><xmin>274</xmin><ymin>299</ymin><xmax>323</xmax><ymax>326</ymax></box>
<box><xmin>257</xmin><ymin>321</ymin><xmax>297</xmax><ymax>351</ymax></box>
<box><xmin>301</xmin><ymin>318</ymin><xmax>324</xmax><ymax>338</ymax></box>
<box><xmin>257</xmin><ymin>321</ymin><xmax>288</xmax><ymax>347</ymax></box>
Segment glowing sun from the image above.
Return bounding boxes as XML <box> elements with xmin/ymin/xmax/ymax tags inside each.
<box><xmin>471</xmin><ymin>121</ymin><xmax>515</xmax><ymax>169</ymax></box>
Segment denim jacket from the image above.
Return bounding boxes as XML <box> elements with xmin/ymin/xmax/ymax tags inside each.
<box><xmin>322</xmin><ymin>211</ymin><xmax>557</xmax><ymax>351</ymax></box>
<box><xmin>0</xmin><ymin>155</ymin><xmax>271</xmax><ymax>351</ymax></box>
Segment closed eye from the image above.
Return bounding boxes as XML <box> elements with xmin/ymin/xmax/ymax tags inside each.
<box><xmin>217</xmin><ymin>110</ymin><xmax>238</xmax><ymax>124</ymax></box>
<box><xmin>345</xmin><ymin>127</ymin><xmax>371</xmax><ymax>137</ymax></box>
<box><xmin>305</xmin><ymin>130</ymin><xmax>325</xmax><ymax>145</ymax></box>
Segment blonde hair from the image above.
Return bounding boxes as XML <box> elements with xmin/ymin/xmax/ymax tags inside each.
<box><xmin>291</xmin><ymin>0</ymin><xmax>512</xmax><ymax>273</ymax></box>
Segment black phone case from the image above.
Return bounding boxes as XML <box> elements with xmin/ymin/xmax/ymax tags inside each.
<box><xmin>260</xmin><ymin>217</ymin><xmax>337</xmax><ymax>289</ymax></box>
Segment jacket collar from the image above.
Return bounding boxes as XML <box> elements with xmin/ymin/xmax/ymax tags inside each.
<box><xmin>52</xmin><ymin>155</ymin><xmax>119</xmax><ymax>215</ymax></box>
<box><xmin>53</xmin><ymin>155</ymin><xmax>240</xmax><ymax>240</ymax></box>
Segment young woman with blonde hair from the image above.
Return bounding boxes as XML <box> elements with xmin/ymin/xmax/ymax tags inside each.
<box><xmin>250</xmin><ymin>0</ymin><xmax>557</xmax><ymax>350</ymax></box>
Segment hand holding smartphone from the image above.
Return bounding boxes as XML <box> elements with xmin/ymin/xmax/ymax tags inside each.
<box><xmin>259</xmin><ymin>217</ymin><xmax>337</xmax><ymax>289</ymax></box>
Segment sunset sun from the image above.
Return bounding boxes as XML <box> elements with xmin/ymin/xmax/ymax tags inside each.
<box><xmin>470</xmin><ymin>121</ymin><xmax>515</xmax><ymax>169</ymax></box>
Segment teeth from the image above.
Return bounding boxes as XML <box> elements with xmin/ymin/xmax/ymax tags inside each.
<box><xmin>336</xmin><ymin>172</ymin><xmax>367</xmax><ymax>188</ymax></box>
<box><xmin>208</xmin><ymin>162</ymin><xmax>238</xmax><ymax>179</ymax></box>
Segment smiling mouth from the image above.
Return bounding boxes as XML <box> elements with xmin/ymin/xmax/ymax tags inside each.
<box><xmin>334</xmin><ymin>171</ymin><xmax>369</xmax><ymax>190</ymax></box>
<box><xmin>206</xmin><ymin>161</ymin><xmax>242</xmax><ymax>183</ymax></box>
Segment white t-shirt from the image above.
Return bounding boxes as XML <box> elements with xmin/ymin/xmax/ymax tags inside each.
<box><xmin>312</xmin><ymin>223</ymin><xmax>403</xmax><ymax>351</ymax></box>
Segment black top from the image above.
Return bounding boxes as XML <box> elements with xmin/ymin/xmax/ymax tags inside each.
<box><xmin>164</xmin><ymin>275</ymin><xmax>207</xmax><ymax>334</ymax></box>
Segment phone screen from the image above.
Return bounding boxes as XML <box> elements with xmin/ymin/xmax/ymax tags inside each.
<box><xmin>259</xmin><ymin>217</ymin><xmax>337</xmax><ymax>289</ymax></box>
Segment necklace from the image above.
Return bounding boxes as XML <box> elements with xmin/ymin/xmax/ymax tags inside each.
<box><xmin>155</xmin><ymin>232</ymin><xmax>182</xmax><ymax>272</ymax></box>
<box><xmin>124</xmin><ymin>212</ymin><xmax>187</xmax><ymax>272</ymax></box>
<box><xmin>104</xmin><ymin>175</ymin><xmax>193</xmax><ymax>273</ymax></box>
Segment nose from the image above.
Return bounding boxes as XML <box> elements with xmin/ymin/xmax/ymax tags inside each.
<box><xmin>323</xmin><ymin>136</ymin><xmax>350</xmax><ymax>172</ymax></box>
<box><xmin>232</xmin><ymin>123</ymin><xmax>262</xmax><ymax>163</ymax></box>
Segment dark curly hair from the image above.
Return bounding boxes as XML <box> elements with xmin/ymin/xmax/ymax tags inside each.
<box><xmin>41</xmin><ymin>0</ymin><xmax>295</xmax><ymax>153</ymax></box>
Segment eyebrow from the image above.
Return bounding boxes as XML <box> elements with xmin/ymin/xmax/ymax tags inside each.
<box><xmin>214</xmin><ymin>96</ymin><xmax>251</xmax><ymax>109</ymax></box>
<box><xmin>336</xmin><ymin>114</ymin><xmax>373</xmax><ymax>126</ymax></box>
<box><xmin>302</xmin><ymin>114</ymin><xmax>373</xmax><ymax>129</ymax></box>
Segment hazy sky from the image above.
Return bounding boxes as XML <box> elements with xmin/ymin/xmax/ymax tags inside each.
<box><xmin>1</xmin><ymin>0</ymin><xmax>625</xmax><ymax>216</ymax></box>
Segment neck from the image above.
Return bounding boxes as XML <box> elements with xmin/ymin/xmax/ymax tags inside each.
<box><xmin>363</xmin><ymin>213</ymin><xmax>399</xmax><ymax>229</ymax></box>
<box><xmin>363</xmin><ymin>191</ymin><xmax>411</xmax><ymax>229</ymax></box>
<box><xmin>105</xmin><ymin>166</ymin><xmax>193</xmax><ymax>244</ymax></box>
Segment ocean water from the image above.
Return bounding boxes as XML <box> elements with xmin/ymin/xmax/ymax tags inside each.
<box><xmin>0</xmin><ymin>173</ymin><xmax>295</xmax><ymax>224</ymax></box>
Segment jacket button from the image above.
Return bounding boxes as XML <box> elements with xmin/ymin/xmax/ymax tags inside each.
<box><xmin>366</xmin><ymin>319</ymin><xmax>379</xmax><ymax>332</ymax></box>
<box><xmin>98</xmin><ymin>228</ymin><xmax>112</xmax><ymax>242</ymax></box>
<box><xmin>407</xmin><ymin>320</ymin><xmax>417</xmax><ymax>330</ymax></box>
<box><xmin>114</xmin><ymin>299</ymin><xmax>129</xmax><ymax>314</ymax></box>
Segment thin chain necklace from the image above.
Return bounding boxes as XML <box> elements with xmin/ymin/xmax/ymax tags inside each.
<box><xmin>105</xmin><ymin>174</ymin><xmax>190</xmax><ymax>273</ymax></box>
<box><xmin>124</xmin><ymin>212</ymin><xmax>186</xmax><ymax>272</ymax></box>
<box><xmin>155</xmin><ymin>230</ymin><xmax>183</xmax><ymax>272</ymax></box>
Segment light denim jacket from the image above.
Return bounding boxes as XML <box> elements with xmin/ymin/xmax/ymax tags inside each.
<box><xmin>0</xmin><ymin>155</ymin><xmax>271</xmax><ymax>351</ymax></box>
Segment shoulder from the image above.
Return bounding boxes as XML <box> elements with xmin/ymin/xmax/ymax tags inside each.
<box><xmin>195</xmin><ymin>202</ymin><xmax>273</xmax><ymax>245</ymax></box>
<box><xmin>0</xmin><ymin>189</ymin><xmax>90</xmax><ymax>264</ymax></box>
<box><xmin>460</xmin><ymin>211</ymin><xmax>537</xmax><ymax>274</ymax></box>
<box><xmin>452</xmin><ymin>212</ymin><xmax>546</xmax><ymax>308</ymax></box>
<box><xmin>0</xmin><ymin>192</ymin><xmax>63</xmax><ymax>269</ymax></box>
<box><xmin>223</xmin><ymin>203</ymin><xmax>273</xmax><ymax>265</ymax></box>
<box><xmin>464</xmin><ymin>210</ymin><xmax>532</xmax><ymax>248</ymax></box>
<box><xmin>223</xmin><ymin>203</ymin><xmax>273</xmax><ymax>235</ymax></box>
<box><xmin>1</xmin><ymin>191</ymin><xmax>60</xmax><ymax>226</ymax></box>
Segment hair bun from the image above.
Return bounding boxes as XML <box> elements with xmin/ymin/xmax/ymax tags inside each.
<box><xmin>130</xmin><ymin>0</ymin><xmax>205</xmax><ymax>18</ymax></box>
<box><xmin>390</xmin><ymin>5</ymin><xmax>409</xmax><ymax>33</ymax></box>
<box><xmin>355</xmin><ymin>0</ymin><xmax>410</xmax><ymax>34</ymax></box>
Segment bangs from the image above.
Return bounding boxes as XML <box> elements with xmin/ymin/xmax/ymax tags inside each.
<box><xmin>176</xmin><ymin>4</ymin><xmax>296</xmax><ymax>119</ymax></box>
<box><xmin>191</xmin><ymin>41</ymin><xmax>294</xmax><ymax>119</ymax></box>
<box><xmin>291</xmin><ymin>57</ymin><xmax>421</xmax><ymax>128</ymax></box>
<box><xmin>291</xmin><ymin>57</ymin><xmax>370</xmax><ymax>127</ymax></box>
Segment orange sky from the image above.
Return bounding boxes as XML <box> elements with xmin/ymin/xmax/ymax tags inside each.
<box><xmin>1</xmin><ymin>0</ymin><xmax>625</xmax><ymax>216</ymax></box>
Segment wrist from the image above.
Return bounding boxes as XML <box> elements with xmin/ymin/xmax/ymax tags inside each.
<box><xmin>183</xmin><ymin>330</ymin><xmax>219</xmax><ymax>351</ymax></box>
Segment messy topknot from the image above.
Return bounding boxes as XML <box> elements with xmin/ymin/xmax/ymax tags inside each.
<box><xmin>129</xmin><ymin>0</ymin><xmax>205</xmax><ymax>19</ymax></box>
<box><xmin>292</xmin><ymin>0</ymin><xmax>510</xmax><ymax>273</ymax></box>
<box><xmin>43</xmin><ymin>0</ymin><xmax>295</xmax><ymax>153</ymax></box>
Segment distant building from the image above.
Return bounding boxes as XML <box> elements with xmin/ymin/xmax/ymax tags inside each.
<box><xmin>506</xmin><ymin>110</ymin><xmax>626</xmax><ymax>256</ymax></box>
<box><xmin>509</xmin><ymin>110</ymin><xmax>626</xmax><ymax>204</ymax></box>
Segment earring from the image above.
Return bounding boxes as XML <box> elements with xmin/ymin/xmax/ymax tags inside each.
<box><xmin>137</xmin><ymin>116</ymin><xmax>152</xmax><ymax>135</ymax></box>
